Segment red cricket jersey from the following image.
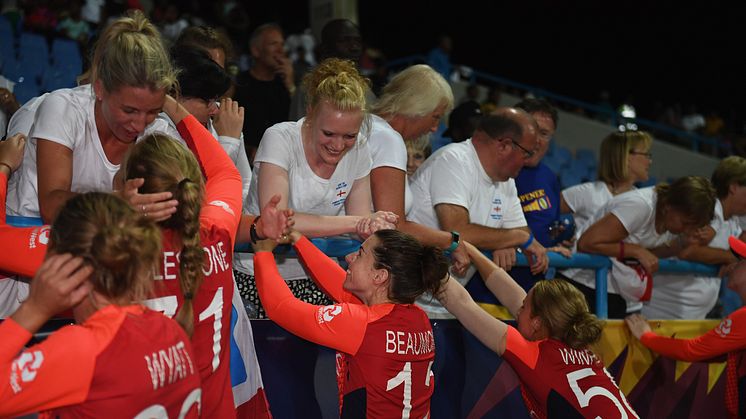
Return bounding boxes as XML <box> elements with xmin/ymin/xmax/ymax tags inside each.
<box><xmin>641</xmin><ymin>308</ymin><xmax>746</xmax><ymax>419</ymax></box>
<box><xmin>502</xmin><ymin>327</ymin><xmax>638</xmax><ymax>419</ymax></box>
<box><xmin>146</xmin><ymin>115</ymin><xmax>243</xmax><ymax>418</ymax></box>
<box><xmin>0</xmin><ymin>115</ymin><xmax>244</xmax><ymax>418</ymax></box>
<box><xmin>0</xmin><ymin>305</ymin><xmax>201</xmax><ymax>418</ymax></box>
<box><xmin>254</xmin><ymin>237</ymin><xmax>435</xmax><ymax>418</ymax></box>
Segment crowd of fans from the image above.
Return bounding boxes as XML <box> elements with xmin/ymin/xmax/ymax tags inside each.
<box><xmin>1</xmin><ymin>1</ymin><xmax>746</xmax><ymax>418</ymax></box>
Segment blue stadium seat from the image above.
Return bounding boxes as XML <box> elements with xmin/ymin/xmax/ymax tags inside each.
<box><xmin>51</xmin><ymin>38</ymin><xmax>82</xmax><ymax>75</ymax></box>
<box><xmin>553</xmin><ymin>145</ymin><xmax>572</xmax><ymax>167</ymax></box>
<box><xmin>13</xmin><ymin>78</ymin><xmax>41</xmax><ymax>104</ymax></box>
<box><xmin>542</xmin><ymin>154</ymin><xmax>564</xmax><ymax>174</ymax></box>
<box><xmin>42</xmin><ymin>66</ymin><xmax>77</xmax><ymax>91</ymax></box>
<box><xmin>560</xmin><ymin>170</ymin><xmax>584</xmax><ymax>189</ymax></box>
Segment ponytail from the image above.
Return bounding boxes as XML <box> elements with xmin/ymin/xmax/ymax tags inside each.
<box><xmin>172</xmin><ymin>178</ymin><xmax>204</xmax><ymax>336</ymax></box>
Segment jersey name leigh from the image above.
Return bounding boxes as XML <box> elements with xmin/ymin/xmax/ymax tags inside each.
<box><xmin>144</xmin><ymin>340</ymin><xmax>195</xmax><ymax>390</ymax></box>
<box><xmin>385</xmin><ymin>330</ymin><xmax>434</xmax><ymax>355</ymax></box>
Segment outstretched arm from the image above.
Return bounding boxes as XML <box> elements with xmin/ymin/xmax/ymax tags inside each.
<box><xmin>253</xmin><ymin>249</ymin><xmax>368</xmax><ymax>354</ymax></box>
<box><xmin>626</xmin><ymin>312</ymin><xmax>746</xmax><ymax>362</ymax></box>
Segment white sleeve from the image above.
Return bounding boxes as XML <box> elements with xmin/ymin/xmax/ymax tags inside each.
<box><xmin>234</xmin><ymin>138</ymin><xmax>253</xmax><ymax>202</ymax></box>
<box><xmin>609</xmin><ymin>193</ymin><xmax>649</xmax><ymax>234</ymax></box>
<box><xmin>561</xmin><ymin>182</ymin><xmax>592</xmax><ymax>213</ymax></box>
<box><xmin>352</xmin><ymin>142</ymin><xmax>373</xmax><ymax>180</ymax></box>
<box><xmin>429</xmin><ymin>150</ymin><xmax>472</xmax><ymax>208</ymax></box>
<box><xmin>217</xmin><ymin>135</ymin><xmax>241</xmax><ymax>160</ymax></box>
<box><xmin>500</xmin><ymin>180</ymin><xmax>528</xmax><ymax>229</ymax></box>
<box><xmin>29</xmin><ymin>92</ymin><xmax>83</xmax><ymax>150</ymax></box>
<box><xmin>254</xmin><ymin>125</ymin><xmax>294</xmax><ymax>171</ymax></box>
<box><xmin>369</xmin><ymin>129</ymin><xmax>407</xmax><ymax>172</ymax></box>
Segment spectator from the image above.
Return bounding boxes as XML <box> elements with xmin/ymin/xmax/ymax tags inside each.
<box><xmin>406</xmin><ymin>134</ymin><xmax>431</xmax><ymax>177</ymax></box>
<box><xmin>426</xmin><ymin>35</ymin><xmax>453</xmax><ymax>80</ymax></box>
<box><xmin>439</xmin><ymin>100</ymin><xmax>481</xmax><ymax>147</ymax></box>
<box><xmin>233</xmin><ymin>23</ymin><xmax>294</xmax><ymax>163</ymax></box>
<box><xmin>480</xmin><ymin>85</ymin><xmax>502</xmax><ymax>115</ymax></box>
<box><xmin>56</xmin><ymin>0</ymin><xmax>90</xmax><ymax>44</ymax></box>
<box><xmin>640</xmin><ymin>156</ymin><xmax>746</xmax><ymax>319</ymax></box>
<box><xmin>367</xmin><ymin>64</ymin><xmax>469</xmax><ymax>279</ymax></box>
<box><xmin>407</xmin><ymin>108</ymin><xmax>548</xmax><ymax>417</ymax></box>
<box><xmin>288</xmin><ymin>18</ymin><xmax>366</xmax><ymax>120</ymax></box>
<box><xmin>7</xmin><ymin>10</ymin><xmax>177</xmax><ymax>223</ymax></box>
<box><xmin>682</xmin><ymin>104</ymin><xmax>706</xmax><ymax>133</ymax></box>
<box><xmin>559</xmin><ymin>131</ymin><xmax>653</xmax><ymax>316</ymax></box>
<box><xmin>578</xmin><ymin>176</ymin><xmax>717</xmax><ymax>318</ymax></box>
<box><xmin>511</xmin><ymin>98</ymin><xmax>569</xmax><ymax>290</ymax></box>
<box><xmin>174</xmin><ymin>25</ymin><xmax>233</xmax><ymax>68</ymax></box>
<box><xmin>233</xmin><ymin>58</ymin><xmax>396</xmax><ymax>416</ymax></box>
<box><xmin>159</xmin><ymin>3</ymin><xmax>189</xmax><ymax>43</ymax></box>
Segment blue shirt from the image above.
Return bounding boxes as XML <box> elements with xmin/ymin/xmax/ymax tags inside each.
<box><xmin>514</xmin><ymin>162</ymin><xmax>561</xmax><ymax>247</ymax></box>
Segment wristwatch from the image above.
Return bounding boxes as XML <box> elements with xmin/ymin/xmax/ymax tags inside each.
<box><xmin>447</xmin><ymin>231</ymin><xmax>460</xmax><ymax>253</ymax></box>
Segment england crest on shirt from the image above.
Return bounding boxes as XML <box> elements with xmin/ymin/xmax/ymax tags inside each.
<box><xmin>490</xmin><ymin>196</ymin><xmax>503</xmax><ymax>220</ymax></box>
<box><xmin>331</xmin><ymin>181</ymin><xmax>350</xmax><ymax>207</ymax></box>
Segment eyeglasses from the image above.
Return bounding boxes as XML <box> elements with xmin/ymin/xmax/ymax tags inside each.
<box><xmin>510</xmin><ymin>138</ymin><xmax>535</xmax><ymax>158</ymax></box>
<box><xmin>629</xmin><ymin>151</ymin><xmax>653</xmax><ymax>159</ymax></box>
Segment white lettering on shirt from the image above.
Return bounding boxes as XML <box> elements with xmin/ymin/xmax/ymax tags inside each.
<box><xmin>385</xmin><ymin>330</ymin><xmax>434</xmax><ymax>355</ymax></box>
<box><xmin>558</xmin><ymin>347</ymin><xmax>598</xmax><ymax>366</ymax></box>
<box><xmin>144</xmin><ymin>341</ymin><xmax>195</xmax><ymax>390</ymax></box>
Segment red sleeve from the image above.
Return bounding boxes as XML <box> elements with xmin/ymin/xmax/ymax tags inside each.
<box><xmin>0</xmin><ymin>172</ymin><xmax>47</xmax><ymax>277</ymax></box>
<box><xmin>0</xmin><ymin>319</ymin><xmax>95</xmax><ymax>417</ymax></box>
<box><xmin>503</xmin><ymin>326</ymin><xmax>541</xmax><ymax>369</ymax></box>
<box><xmin>640</xmin><ymin>308</ymin><xmax>746</xmax><ymax>362</ymax></box>
<box><xmin>294</xmin><ymin>236</ymin><xmax>362</xmax><ymax>304</ymax></box>
<box><xmin>176</xmin><ymin>115</ymin><xmax>242</xmax><ymax>245</ymax></box>
<box><xmin>254</xmin><ymin>251</ymin><xmax>372</xmax><ymax>355</ymax></box>
<box><xmin>1</xmin><ymin>172</ymin><xmax>6</xmax><ymax>224</ymax></box>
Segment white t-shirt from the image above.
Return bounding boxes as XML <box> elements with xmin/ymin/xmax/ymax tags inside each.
<box><xmin>642</xmin><ymin>199</ymin><xmax>739</xmax><ymax>319</ymax></box>
<box><xmin>367</xmin><ymin>115</ymin><xmax>413</xmax><ymax>215</ymax></box>
<box><xmin>574</xmin><ymin>187</ymin><xmax>672</xmax><ymax>313</ymax></box>
<box><xmin>7</xmin><ymin>85</ymin><xmax>124</xmax><ymax>217</ymax></box>
<box><xmin>560</xmin><ymin>181</ymin><xmax>614</xmax><ymax>283</ymax></box>
<box><xmin>408</xmin><ymin>138</ymin><xmax>527</xmax><ymax>318</ymax></box>
<box><xmin>143</xmin><ymin>114</ymin><xmax>253</xmax><ymax>208</ymax></box>
<box><xmin>234</xmin><ymin>119</ymin><xmax>372</xmax><ymax>280</ymax></box>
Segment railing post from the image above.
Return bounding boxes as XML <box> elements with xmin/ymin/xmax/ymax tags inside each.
<box><xmin>595</xmin><ymin>267</ymin><xmax>608</xmax><ymax>319</ymax></box>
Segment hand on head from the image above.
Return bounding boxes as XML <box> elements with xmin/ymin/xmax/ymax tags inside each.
<box><xmin>0</xmin><ymin>133</ymin><xmax>27</xmax><ymax>174</ymax></box>
<box><xmin>21</xmin><ymin>254</ymin><xmax>94</xmax><ymax>325</ymax></box>
<box><xmin>212</xmin><ymin>98</ymin><xmax>244</xmax><ymax>138</ymax></box>
<box><xmin>118</xmin><ymin>178</ymin><xmax>179</xmax><ymax>221</ymax></box>
<box><xmin>356</xmin><ymin>211</ymin><xmax>399</xmax><ymax>239</ymax></box>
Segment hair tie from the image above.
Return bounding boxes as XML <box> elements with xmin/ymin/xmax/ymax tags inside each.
<box><xmin>183</xmin><ymin>292</ymin><xmax>193</xmax><ymax>300</ymax></box>
<box><xmin>178</xmin><ymin>178</ymin><xmax>192</xmax><ymax>188</ymax></box>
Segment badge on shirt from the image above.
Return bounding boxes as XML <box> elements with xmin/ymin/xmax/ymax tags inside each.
<box><xmin>331</xmin><ymin>181</ymin><xmax>350</xmax><ymax>207</ymax></box>
<box><xmin>490</xmin><ymin>197</ymin><xmax>503</xmax><ymax>220</ymax></box>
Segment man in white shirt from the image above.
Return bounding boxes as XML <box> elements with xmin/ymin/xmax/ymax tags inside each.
<box><xmin>409</xmin><ymin>107</ymin><xmax>549</xmax><ymax>417</ymax></box>
<box><xmin>410</xmin><ymin>107</ymin><xmax>548</xmax><ymax>299</ymax></box>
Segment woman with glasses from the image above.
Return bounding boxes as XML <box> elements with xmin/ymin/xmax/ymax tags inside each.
<box><xmin>577</xmin><ymin>176</ymin><xmax>717</xmax><ymax>318</ymax></box>
<box><xmin>558</xmin><ymin>131</ymin><xmax>654</xmax><ymax>317</ymax></box>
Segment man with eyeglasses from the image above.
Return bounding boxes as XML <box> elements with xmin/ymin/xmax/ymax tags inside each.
<box><xmin>407</xmin><ymin>107</ymin><xmax>548</xmax><ymax>416</ymax></box>
<box><xmin>507</xmin><ymin>98</ymin><xmax>571</xmax><ymax>291</ymax></box>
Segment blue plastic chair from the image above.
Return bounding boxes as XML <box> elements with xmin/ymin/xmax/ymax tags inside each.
<box><xmin>12</xmin><ymin>78</ymin><xmax>41</xmax><ymax>104</ymax></box>
<box><xmin>560</xmin><ymin>171</ymin><xmax>584</xmax><ymax>189</ymax></box>
<box><xmin>50</xmin><ymin>38</ymin><xmax>82</xmax><ymax>75</ymax></box>
<box><xmin>554</xmin><ymin>145</ymin><xmax>572</xmax><ymax>167</ymax></box>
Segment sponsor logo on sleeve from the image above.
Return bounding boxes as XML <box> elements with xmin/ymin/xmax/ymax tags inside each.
<box><xmin>317</xmin><ymin>305</ymin><xmax>343</xmax><ymax>324</ymax></box>
<box><xmin>10</xmin><ymin>350</ymin><xmax>44</xmax><ymax>393</ymax></box>
<box><xmin>715</xmin><ymin>318</ymin><xmax>732</xmax><ymax>338</ymax></box>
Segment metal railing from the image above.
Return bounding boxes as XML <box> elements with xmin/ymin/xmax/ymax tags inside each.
<box><xmin>385</xmin><ymin>55</ymin><xmax>731</xmax><ymax>155</ymax></box>
<box><xmin>10</xmin><ymin>216</ymin><xmax>719</xmax><ymax>319</ymax></box>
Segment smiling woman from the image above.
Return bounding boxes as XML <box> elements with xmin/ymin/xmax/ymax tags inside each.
<box><xmin>6</xmin><ymin>10</ymin><xmax>177</xmax><ymax>224</ymax></box>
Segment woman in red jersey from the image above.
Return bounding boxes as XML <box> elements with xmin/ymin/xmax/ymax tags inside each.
<box><xmin>253</xmin><ymin>229</ymin><xmax>447</xmax><ymax>418</ymax></box>
<box><xmin>0</xmin><ymin>97</ymin><xmax>290</xmax><ymax>417</ymax></box>
<box><xmin>625</xmin><ymin>236</ymin><xmax>746</xmax><ymax>419</ymax></box>
<box><xmin>0</xmin><ymin>188</ymin><xmax>201</xmax><ymax>416</ymax></box>
<box><xmin>438</xmin><ymin>242</ymin><xmax>639</xmax><ymax>419</ymax></box>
